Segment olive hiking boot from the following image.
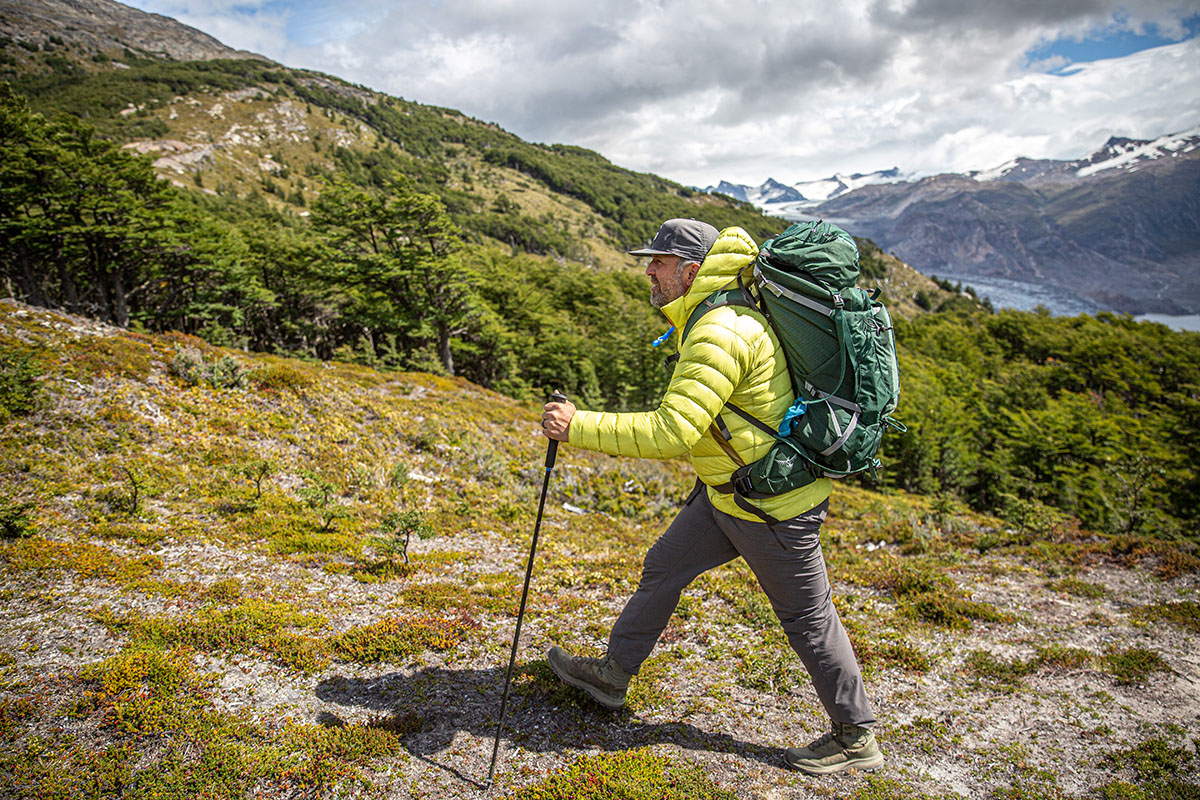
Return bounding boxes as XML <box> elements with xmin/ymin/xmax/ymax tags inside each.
<box><xmin>784</xmin><ymin>721</ymin><xmax>884</xmax><ymax>775</ymax></box>
<box><xmin>546</xmin><ymin>646</ymin><xmax>631</xmax><ymax>709</ymax></box>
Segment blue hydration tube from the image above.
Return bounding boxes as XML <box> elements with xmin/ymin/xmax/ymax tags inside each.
<box><xmin>651</xmin><ymin>326</ymin><xmax>675</xmax><ymax>348</ymax></box>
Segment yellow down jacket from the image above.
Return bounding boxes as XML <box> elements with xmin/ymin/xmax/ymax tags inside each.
<box><xmin>569</xmin><ymin>226</ymin><xmax>832</xmax><ymax>522</ymax></box>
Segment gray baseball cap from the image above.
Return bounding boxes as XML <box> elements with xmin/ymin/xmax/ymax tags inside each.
<box><xmin>629</xmin><ymin>218</ymin><xmax>719</xmax><ymax>263</ymax></box>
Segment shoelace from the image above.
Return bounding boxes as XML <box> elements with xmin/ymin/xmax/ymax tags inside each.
<box><xmin>808</xmin><ymin>731</ymin><xmax>837</xmax><ymax>750</ymax></box>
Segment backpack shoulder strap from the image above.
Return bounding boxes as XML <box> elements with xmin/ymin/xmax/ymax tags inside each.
<box><xmin>680</xmin><ymin>277</ymin><xmax>760</xmax><ymax>343</ymax></box>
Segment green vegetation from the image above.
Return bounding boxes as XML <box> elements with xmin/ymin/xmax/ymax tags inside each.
<box><xmin>0</xmin><ymin>346</ymin><xmax>43</xmax><ymax>422</ymax></box>
<box><xmin>4</xmin><ymin>642</ymin><xmax>404</xmax><ymax>798</ymax></box>
<box><xmin>329</xmin><ymin>615</ymin><xmax>478</xmax><ymax>664</ymax></box>
<box><xmin>1132</xmin><ymin>600</ymin><xmax>1200</xmax><ymax>633</ymax></box>
<box><xmin>889</xmin><ymin>309</ymin><xmax>1200</xmax><ymax>537</ymax></box>
<box><xmin>1099</xmin><ymin>735</ymin><xmax>1200</xmax><ymax>799</ymax></box>
<box><xmin>1</xmin><ymin>35</ymin><xmax>1198</xmax><ymax>799</ymax></box>
<box><xmin>505</xmin><ymin>749</ymin><xmax>737</xmax><ymax>800</ymax></box>
<box><xmin>0</xmin><ymin>304</ymin><xmax>1195</xmax><ymax>797</ymax></box>
<box><xmin>10</xmin><ymin>54</ymin><xmax>1197</xmax><ymax>539</ymax></box>
<box><xmin>1101</xmin><ymin>646</ymin><xmax>1171</xmax><ymax>684</ymax></box>
<box><xmin>0</xmin><ymin>82</ymin><xmax>674</xmax><ymax>405</ymax></box>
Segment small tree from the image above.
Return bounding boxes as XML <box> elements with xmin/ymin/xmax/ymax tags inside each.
<box><xmin>380</xmin><ymin>509</ymin><xmax>434</xmax><ymax>565</ymax></box>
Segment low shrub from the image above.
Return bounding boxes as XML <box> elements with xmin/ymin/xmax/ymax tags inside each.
<box><xmin>1131</xmin><ymin>601</ymin><xmax>1200</xmax><ymax>634</ymax></box>
<box><xmin>507</xmin><ymin>749</ymin><xmax>737</xmax><ymax>800</ymax></box>
<box><xmin>1102</xmin><ymin>646</ymin><xmax>1170</xmax><ymax>684</ymax></box>
<box><xmin>251</xmin><ymin>361</ymin><xmax>314</xmax><ymax>392</ymax></box>
<box><xmin>0</xmin><ymin>346</ymin><xmax>43</xmax><ymax>423</ymax></box>
<box><xmin>169</xmin><ymin>346</ymin><xmax>246</xmax><ymax>389</ymax></box>
<box><xmin>329</xmin><ymin>615</ymin><xmax>478</xmax><ymax>664</ymax></box>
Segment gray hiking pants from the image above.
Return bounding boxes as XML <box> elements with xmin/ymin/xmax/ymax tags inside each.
<box><xmin>607</xmin><ymin>487</ymin><xmax>876</xmax><ymax>727</ymax></box>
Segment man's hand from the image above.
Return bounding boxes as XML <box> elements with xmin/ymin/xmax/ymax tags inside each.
<box><xmin>541</xmin><ymin>396</ymin><xmax>575</xmax><ymax>442</ymax></box>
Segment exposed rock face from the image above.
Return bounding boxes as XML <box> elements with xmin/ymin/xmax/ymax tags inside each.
<box><xmin>0</xmin><ymin>0</ymin><xmax>270</xmax><ymax>62</ymax></box>
<box><xmin>810</xmin><ymin>153</ymin><xmax>1200</xmax><ymax>315</ymax></box>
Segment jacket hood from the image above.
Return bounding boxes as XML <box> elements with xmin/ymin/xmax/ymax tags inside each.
<box><xmin>660</xmin><ymin>226</ymin><xmax>759</xmax><ymax>330</ymax></box>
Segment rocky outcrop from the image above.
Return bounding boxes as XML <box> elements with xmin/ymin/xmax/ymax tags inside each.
<box><xmin>0</xmin><ymin>0</ymin><xmax>270</xmax><ymax>62</ymax></box>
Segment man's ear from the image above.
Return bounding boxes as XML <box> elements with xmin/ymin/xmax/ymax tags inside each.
<box><xmin>682</xmin><ymin>261</ymin><xmax>701</xmax><ymax>288</ymax></box>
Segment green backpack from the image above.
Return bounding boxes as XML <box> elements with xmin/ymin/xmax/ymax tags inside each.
<box><xmin>680</xmin><ymin>220</ymin><xmax>903</xmax><ymax>523</ymax></box>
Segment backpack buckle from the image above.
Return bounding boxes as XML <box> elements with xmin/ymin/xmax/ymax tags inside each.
<box><xmin>732</xmin><ymin>470</ymin><xmax>756</xmax><ymax>497</ymax></box>
<box><xmin>832</xmin><ymin>292</ymin><xmax>845</xmax><ymax>308</ymax></box>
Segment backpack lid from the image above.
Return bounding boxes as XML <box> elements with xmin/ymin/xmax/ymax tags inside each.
<box><xmin>758</xmin><ymin>220</ymin><xmax>860</xmax><ymax>292</ymax></box>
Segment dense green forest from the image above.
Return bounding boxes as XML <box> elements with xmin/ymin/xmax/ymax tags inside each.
<box><xmin>2</xmin><ymin>50</ymin><xmax>1198</xmax><ymax>542</ymax></box>
<box><xmin>0</xmin><ymin>84</ymin><xmax>672</xmax><ymax>408</ymax></box>
<box><xmin>888</xmin><ymin>309</ymin><xmax>1199</xmax><ymax>538</ymax></box>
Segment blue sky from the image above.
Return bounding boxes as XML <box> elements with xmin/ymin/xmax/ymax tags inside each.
<box><xmin>1028</xmin><ymin>12</ymin><xmax>1199</xmax><ymax>72</ymax></box>
<box><xmin>124</xmin><ymin>0</ymin><xmax>1200</xmax><ymax>186</ymax></box>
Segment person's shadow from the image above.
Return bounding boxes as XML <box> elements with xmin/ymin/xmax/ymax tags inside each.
<box><xmin>315</xmin><ymin>659</ymin><xmax>781</xmax><ymax>787</ymax></box>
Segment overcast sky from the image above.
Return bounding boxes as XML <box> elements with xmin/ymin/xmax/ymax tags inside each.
<box><xmin>124</xmin><ymin>0</ymin><xmax>1200</xmax><ymax>187</ymax></box>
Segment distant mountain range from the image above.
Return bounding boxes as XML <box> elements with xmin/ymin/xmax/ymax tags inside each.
<box><xmin>706</xmin><ymin>167</ymin><xmax>905</xmax><ymax>207</ymax></box>
<box><xmin>708</xmin><ymin>129</ymin><xmax>1200</xmax><ymax>314</ymax></box>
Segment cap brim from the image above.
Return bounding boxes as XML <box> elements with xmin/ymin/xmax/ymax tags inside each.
<box><xmin>628</xmin><ymin>248</ymin><xmax>673</xmax><ymax>257</ymax></box>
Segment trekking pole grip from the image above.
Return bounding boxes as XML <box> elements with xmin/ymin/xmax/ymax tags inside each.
<box><xmin>546</xmin><ymin>391</ymin><xmax>567</xmax><ymax>469</ymax></box>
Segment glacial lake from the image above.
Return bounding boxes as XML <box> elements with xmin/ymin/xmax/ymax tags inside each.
<box><xmin>930</xmin><ymin>273</ymin><xmax>1200</xmax><ymax>332</ymax></box>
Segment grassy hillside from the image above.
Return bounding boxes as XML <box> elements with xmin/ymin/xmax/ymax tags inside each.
<box><xmin>1</xmin><ymin>302</ymin><xmax>1197</xmax><ymax>799</ymax></box>
<box><xmin>1</xmin><ymin>37</ymin><xmax>951</xmax><ymax>283</ymax></box>
<box><xmin>0</xmin><ymin>51</ymin><xmax>954</xmax><ymax>423</ymax></box>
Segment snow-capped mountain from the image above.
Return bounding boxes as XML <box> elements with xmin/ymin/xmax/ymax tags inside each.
<box><xmin>705</xmin><ymin>167</ymin><xmax>903</xmax><ymax>211</ymax></box>
<box><xmin>710</xmin><ymin>127</ymin><xmax>1200</xmax><ymax>218</ymax></box>
<box><xmin>970</xmin><ymin>126</ymin><xmax>1200</xmax><ymax>183</ymax></box>
<box><xmin>706</xmin><ymin>177</ymin><xmax>806</xmax><ymax>205</ymax></box>
<box><xmin>782</xmin><ymin>126</ymin><xmax>1200</xmax><ymax>316</ymax></box>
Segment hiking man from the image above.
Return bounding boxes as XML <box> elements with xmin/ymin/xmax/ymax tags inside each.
<box><xmin>539</xmin><ymin>218</ymin><xmax>882</xmax><ymax>775</ymax></box>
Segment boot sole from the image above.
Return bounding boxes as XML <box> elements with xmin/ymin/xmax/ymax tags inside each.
<box><xmin>547</xmin><ymin>655</ymin><xmax>626</xmax><ymax>709</ymax></box>
<box><xmin>783</xmin><ymin>752</ymin><xmax>884</xmax><ymax>775</ymax></box>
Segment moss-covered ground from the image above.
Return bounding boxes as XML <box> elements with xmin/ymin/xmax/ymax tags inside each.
<box><xmin>1</xmin><ymin>301</ymin><xmax>1197</xmax><ymax>799</ymax></box>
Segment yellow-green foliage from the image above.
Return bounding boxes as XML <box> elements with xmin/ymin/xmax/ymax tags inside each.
<box><xmin>250</xmin><ymin>361</ymin><xmax>315</xmax><ymax>392</ymax></box>
<box><xmin>0</xmin><ymin>344</ymin><xmax>45</xmax><ymax>423</ymax></box>
<box><xmin>13</xmin><ymin>641</ymin><xmax>403</xmax><ymax>798</ymax></box>
<box><xmin>0</xmin><ymin>696</ymin><xmax>37</xmax><ymax>739</ymax></box>
<box><xmin>734</xmin><ymin>641</ymin><xmax>808</xmax><ymax>694</ymax></box>
<box><xmin>505</xmin><ymin>749</ymin><xmax>736</xmax><ymax>800</ymax></box>
<box><xmin>60</xmin><ymin>334</ymin><xmax>155</xmax><ymax>380</ymax></box>
<box><xmin>965</xmin><ymin>650</ymin><xmax>1033</xmax><ymax>690</ymax></box>
<box><xmin>1033</xmin><ymin>643</ymin><xmax>1093</xmax><ymax>670</ymax></box>
<box><xmin>623</xmin><ymin>650</ymin><xmax>681</xmax><ymax>711</ymax></box>
<box><xmin>1102</xmin><ymin>736</ymin><xmax>1200</xmax><ymax>797</ymax></box>
<box><xmin>1103</xmin><ymin>535</ymin><xmax>1200</xmax><ymax>579</ymax></box>
<box><xmin>849</xmin><ymin>775</ymin><xmax>951</xmax><ymax>800</ymax></box>
<box><xmin>850</xmin><ymin>555</ymin><xmax>1013</xmax><ymax>629</ymax></box>
<box><xmin>967</xmin><ymin>645</ymin><xmax>1098</xmax><ymax>690</ymax></box>
<box><xmin>1</xmin><ymin>303</ymin><xmax>1195</xmax><ymax>797</ymax></box>
<box><xmin>93</xmin><ymin>600</ymin><xmax>330</xmax><ymax>673</ymax></box>
<box><xmin>1047</xmin><ymin>576</ymin><xmax>1109</xmax><ymax>598</ymax></box>
<box><xmin>399</xmin><ymin>581</ymin><xmax>474</xmax><ymax>613</ymax></box>
<box><xmin>72</xmin><ymin>647</ymin><xmax>215</xmax><ymax>734</ymax></box>
<box><xmin>3</xmin><ymin>538</ymin><xmax>161</xmax><ymax>584</ymax></box>
<box><xmin>329</xmin><ymin>615</ymin><xmax>479</xmax><ymax>664</ymax></box>
<box><xmin>1101</xmin><ymin>646</ymin><xmax>1171</xmax><ymax>684</ymax></box>
<box><xmin>844</xmin><ymin>619</ymin><xmax>934</xmax><ymax>673</ymax></box>
<box><xmin>1131</xmin><ymin>601</ymin><xmax>1200</xmax><ymax>634</ymax></box>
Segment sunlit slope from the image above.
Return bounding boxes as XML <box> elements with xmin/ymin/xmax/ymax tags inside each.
<box><xmin>0</xmin><ymin>302</ymin><xmax>1197</xmax><ymax>798</ymax></box>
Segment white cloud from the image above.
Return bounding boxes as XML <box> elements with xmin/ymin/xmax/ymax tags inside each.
<box><xmin>125</xmin><ymin>0</ymin><xmax>1200</xmax><ymax>186</ymax></box>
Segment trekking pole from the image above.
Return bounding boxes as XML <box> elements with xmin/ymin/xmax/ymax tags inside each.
<box><xmin>485</xmin><ymin>391</ymin><xmax>567</xmax><ymax>788</ymax></box>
